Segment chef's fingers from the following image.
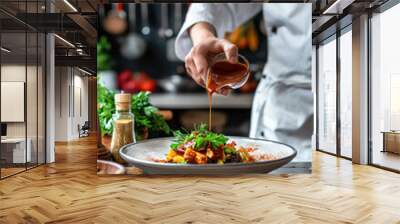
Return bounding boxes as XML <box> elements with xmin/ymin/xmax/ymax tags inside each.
<box><xmin>184</xmin><ymin>53</ymin><xmax>195</xmax><ymax>75</ymax></box>
<box><xmin>192</xmin><ymin>54</ymin><xmax>209</xmax><ymax>84</ymax></box>
<box><xmin>221</xmin><ymin>40</ymin><xmax>238</xmax><ymax>63</ymax></box>
<box><xmin>184</xmin><ymin>63</ymin><xmax>192</xmax><ymax>76</ymax></box>
<box><xmin>185</xmin><ymin>53</ymin><xmax>205</xmax><ymax>87</ymax></box>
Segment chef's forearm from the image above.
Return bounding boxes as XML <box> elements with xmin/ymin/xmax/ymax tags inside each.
<box><xmin>188</xmin><ymin>22</ymin><xmax>217</xmax><ymax>45</ymax></box>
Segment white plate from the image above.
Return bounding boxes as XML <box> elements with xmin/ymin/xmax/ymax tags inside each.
<box><xmin>119</xmin><ymin>136</ymin><xmax>297</xmax><ymax>174</ymax></box>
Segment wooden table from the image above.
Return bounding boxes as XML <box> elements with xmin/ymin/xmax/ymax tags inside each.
<box><xmin>381</xmin><ymin>131</ymin><xmax>400</xmax><ymax>154</ymax></box>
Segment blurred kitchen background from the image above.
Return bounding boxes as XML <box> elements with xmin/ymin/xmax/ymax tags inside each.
<box><xmin>98</xmin><ymin>3</ymin><xmax>267</xmax><ymax>136</ymax></box>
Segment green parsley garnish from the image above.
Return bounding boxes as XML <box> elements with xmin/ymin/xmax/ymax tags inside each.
<box><xmin>170</xmin><ymin>124</ymin><xmax>228</xmax><ymax>151</ymax></box>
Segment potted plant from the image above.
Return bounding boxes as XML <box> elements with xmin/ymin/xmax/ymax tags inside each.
<box><xmin>97</xmin><ymin>84</ymin><xmax>171</xmax><ymax>150</ymax></box>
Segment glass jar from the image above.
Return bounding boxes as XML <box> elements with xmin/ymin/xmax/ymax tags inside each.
<box><xmin>110</xmin><ymin>93</ymin><xmax>136</xmax><ymax>164</ymax></box>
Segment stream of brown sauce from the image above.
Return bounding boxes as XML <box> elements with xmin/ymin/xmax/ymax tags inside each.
<box><xmin>206</xmin><ymin>61</ymin><xmax>248</xmax><ymax>131</ymax></box>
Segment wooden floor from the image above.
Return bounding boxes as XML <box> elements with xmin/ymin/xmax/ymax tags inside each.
<box><xmin>1</xmin><ymin>167</ymin><xmax>26</xmax><ymax>178</ymax></box>
<box><xmin>372</xmin><ymin>150</ymin><xmax>400</xmax><ymax>171</ymax></box>
<box><xmin>1</xmin><ymin>163</ymin><xmax>43</xmax><ymax>178</ymax></box>
<box><xmin>1</xmin><ymin>135</ymin><xmax>400</xmax><ymax>224</ymax></box>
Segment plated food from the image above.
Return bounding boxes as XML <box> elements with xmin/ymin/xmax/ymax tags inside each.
<box><xmin>153</xmin><ymin>124</ymin><xmax>278</xmax><ymax>164</ymax></box>
<box><xmin>119</xmin><ymin>135</ymin><xmax>296</xmax><ymax>174</ymax></box>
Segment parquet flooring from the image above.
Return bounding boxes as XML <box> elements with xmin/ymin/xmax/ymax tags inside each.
<box><xmin>1</xmin><ymin>167</ymin><xmax>26</xmax><ymax>178</ymax></box>
<box><xmin>1</xmin><ymin>135</ymin><xmax>400</xmax><ymax>223</ymax></box>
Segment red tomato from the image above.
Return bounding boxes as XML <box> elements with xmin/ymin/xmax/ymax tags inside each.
<box><xmin>136</xmin><ymin>71</ymin><xmax>150</xmax><ymax>82</ymax></box>
<box><xmin>122</xmin><ymin>79</ymin><xmax>140</xmax><ymax>93</ymax></box>
<box><xmin>140</xmin><ymin>79</ymin><xmax>157</xmax><ymax>92</ymax></box>
<box><xmin>118</xmin><ymin>69</ymin><xmax>133</xmax><ymax>88</ymax></box>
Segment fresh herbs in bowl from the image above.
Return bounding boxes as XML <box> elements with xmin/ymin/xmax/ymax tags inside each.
<box><xmin>97</xmin><ymin>84</ymin><xmax>171</xmax><ymax>140</ymax></box>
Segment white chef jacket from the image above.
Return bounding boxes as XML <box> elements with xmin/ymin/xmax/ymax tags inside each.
<box><xmin>175</xmin><ymin>3</ymin><xmax>313</xmax><ymax>161</ymax></box>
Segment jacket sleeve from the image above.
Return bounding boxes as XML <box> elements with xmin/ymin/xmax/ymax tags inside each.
<box><xmin>174</xmin><ymin>3</ymin><xmax>262</xmax><ymax>61</ymax></box>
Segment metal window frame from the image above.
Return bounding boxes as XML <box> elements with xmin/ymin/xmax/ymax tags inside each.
<box><xmin>336</xmin><ymin>24</ymin><xmax>341</xmax><ymax>158</ymax></box>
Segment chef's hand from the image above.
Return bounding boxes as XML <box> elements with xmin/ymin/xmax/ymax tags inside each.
<box><xmin>185</xmin><ymin>22</ymin><xmax>238</xmax><ymax>95</ymax></box>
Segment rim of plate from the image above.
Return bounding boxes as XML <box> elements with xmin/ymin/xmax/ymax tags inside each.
<box><xmin>119</xmin><ymin>136</ymin><xmax>297</xmax><ymax>168</ymax></box>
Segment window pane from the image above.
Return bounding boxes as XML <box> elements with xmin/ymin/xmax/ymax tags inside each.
<box><xmin>318</xmin><ymin>37</ymin><xmax>337</xmax><ymax>154</ymax></box>
<box><xmin>0</xmin><ymin>0</ymin><xmax>46</xmax><ymax>179</ymax></box>
<box><xmin>1</xmin><ymin>25</ymin><xmax>28</xmax><ymax>178</ymax></box>
<box><xmin>371</xmin><ymin>3</ymin><xmax>400</xmax><ymax>171</ymax></box>
<box><xmin>340</xmin><ymin>29</ymin><xmax>352</xmax><ymax>158</ymax></box>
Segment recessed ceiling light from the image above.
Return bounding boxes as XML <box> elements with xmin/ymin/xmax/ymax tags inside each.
<box><xmin>63</xmin><ymin>0</ymin><xmax>78</xmax><ymax>12</ymax></box>
<box><xmin>323</xmin><ymin>0</ymin><xmax>354</xmax><ymax>15</ymax></box>
<box><xmin>78</xmin><ymin>67</ymin><xmax>93</xmax><ymax>76</ymax></box>
<box><xmin>1</xmin><ymin>47</ymin><xmax>11</xmax><ymax>53</ymax></box>
<box><xmin>54</xmin><ymin>34</ymin><xmax>75</xmax><ymax>48</ymax></box>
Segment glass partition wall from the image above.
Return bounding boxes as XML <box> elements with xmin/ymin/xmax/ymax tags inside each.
<box><xmin>317</xmin><ymin>35</ymin><xmax>337</xmax><ymax>155</ymax></box>
<box><xmin>0</xmin><ymin>30</ymin><xmax>27</xmax><ymax>177</ymax></box>
<box><xmin>0</xmin><ymin>1</ymin><xmax>46</xmax><ymax>179</ymax></box>
<box><xmin>370</xmin><ymin>3</ymin><xmax>400</xmax><ymax>172</ymax></box>
<box><xmin>316</xmin><ymin>0</ymin><xmax>400</xmax><ymax>172</ymax></box>
<box><xmin>316</xmin><ymin>26</ymin><xmax>353</xmax><ymax>159</ymax></box>
<box><xmin>339</xmin><ymin>27</ymin><xmax>352</xmax><ymax>159</ymax></box>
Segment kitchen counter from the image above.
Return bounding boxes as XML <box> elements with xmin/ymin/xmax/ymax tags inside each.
<box><xmin>150</xmin><ymin>93</ymin><xmax>254</xmax><ymax>109</ymax></box>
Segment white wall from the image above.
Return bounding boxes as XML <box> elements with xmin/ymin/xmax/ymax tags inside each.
<box><xmin>54</xmin><ymin>66</ymin><xmax>89</xmax><ymax>141</ymax></box>
<box><xmin>77</xmin><ymin>71</ymin><xmax>89</xmax><ymax>139</ymax></box>
<box><xmin>54</xmin><ymin>66</ymin><xmax>69</xmax><ymax>141</ymax></box>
